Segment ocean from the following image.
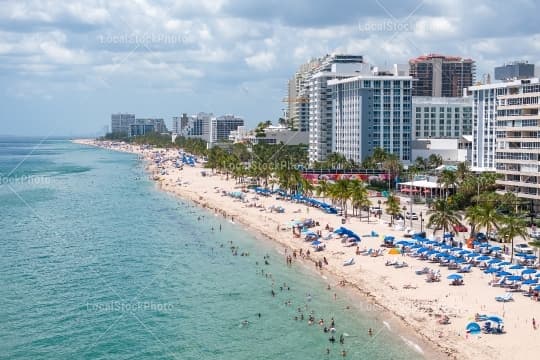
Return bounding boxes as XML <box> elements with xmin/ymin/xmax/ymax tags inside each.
<box><xmin>0</xmin><ymin>138</ymin><xmax>426</xmax><ymax>359</ymax></box>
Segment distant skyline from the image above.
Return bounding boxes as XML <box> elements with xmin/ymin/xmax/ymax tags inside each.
<box><xmin>1</xmin><ymin>0</ymin><xmax>540</xmax><ymax>136</ymax></box>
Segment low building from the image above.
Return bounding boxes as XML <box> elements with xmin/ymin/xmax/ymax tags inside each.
<box><xmin>229</xmin><ymin>125</ymin><xmax>309</xmax><ymax>146</ymax></box>
<box><xmin>412</xmin><ymin>136</ymin><xmax>472</xmax><ymax>164</ymax></box>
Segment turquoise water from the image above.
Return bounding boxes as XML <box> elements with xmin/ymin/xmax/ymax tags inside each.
<box><xmin>0</xmin><ymin>138</ymin><xmax>426</xmax><ymax>359</ymax></box>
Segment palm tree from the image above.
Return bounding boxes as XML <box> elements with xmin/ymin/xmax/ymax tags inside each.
<box><xmin>465</xmin><ymin>205</ymin><xmax>483</xmax><ymax>239</ymax></box>
<box><xmin>498</xmin><ymin>216</ymin><xmax>529</xmax><ymax>262</ymax></box>
<box><xmin>427</xmin><ymin>199</ymin><xmax>462</xmax><ymax>235</ymax></box>
<box><xmin>438</xmin><ymin>170</ymin><xmax>457</xmax><ymax>199</ymax></box>
<box><xmin>414</xmin><ymin>156</ymin><xmax>427</xmax><ymax>171</ymax></box>
<box><xmin>427</xmin><ymin>154</ymin><xmax>443</xmax><ymax>169</ymax></box>
<box><xmin>333</xmin><ymin>179</ymin><xmax>351</xmax><ymax>216</ymax></box>
<box><xmin>349</xmin><ymin>179</ymin><xmax>371</xmax><ymax>218</ymax></box>
<box><xmin>315</xmin><ymin>180</ymin><xmax>329</xmax><ymax>202</ymax></box>
<box><xmin>455</xmin><ymin>162</ymin><xmax>470</xmax><ymax>185</ymax></box>
<box><xmin>385</xmin><ymin>193</ymin><xmax>401</xmax><ymax>225</ymax></box>
<box><xmin>475</xmin><ymin>202</ymin><xmax>501</xmax><ymax>238</ymax></box>
<box><xmin>382</xmin><ymin>154</ymin><xmax>401</xmax><ymax>191</ymax></box>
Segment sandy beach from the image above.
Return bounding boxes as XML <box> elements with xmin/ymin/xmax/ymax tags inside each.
<box><xmin>75</xmin><ymin>139</ymin><xmax>540</xmax><ymax>360</ymax></box>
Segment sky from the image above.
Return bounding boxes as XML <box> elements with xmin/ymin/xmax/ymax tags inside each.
<box><xmin>1</xmin><ymin>0</ymin><xmax>540</xmax><ymax>136</ymax></box>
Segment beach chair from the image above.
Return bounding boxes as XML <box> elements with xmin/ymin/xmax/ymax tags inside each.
<box><xmin>415</xmin><ymin>267</ymin><xmax>429</xmax><ymax>275</ymax></box>
<box><xmin>490</xmin><ymin>277</ymin><xmax>506</xmax><ymax>287</ymax></box>
<box><xmin>395</xmin><ymin>261</ymin><xmax>408</xmax><ymax>268</ymax></box>
<box><xmin>385</xmin><ymin>259</ymin><xmax>398</xmax><ymax>266</ymax></box>
<box><xmin>458</xmin><ymin>264</ymin><xmax>472</xmax><ymax>273</ymax></box>
<box><xmin>495</xmin><ymin>293</ymin><xmax>513</xmax><ymax>302</ymax></box>
<box><xmin>362</xmin><ymin>249</ymin><xmax>373</xmax><ymax>256</ymax></box>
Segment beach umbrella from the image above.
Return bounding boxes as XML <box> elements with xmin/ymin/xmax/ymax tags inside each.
<box><xmin>497</xmin><ymin>271</ymin><xmax>511</xmax><ymax>276</ymax></box>
<box><xmin>490</xmin><ymin>246</ymin><xmax>502</xmax><ymax>252</ymax></box>
<box><xmin>498</xmin><ymin>261</ymin><xmax>511</xmax><ymax>266</ymax></box>
<box><xmin>466</xmin><ymin>322</ymin><xmax>481</xmax><ymax>334</ymax></box>
<box><xmin>522</xmin><ymin>269</ymin><xmax>537</xmax><ymax>275</ymax></box>
<box><xmin>396</xmin><ymin>240</ymin><xmax>411</xmax><ymax>246</ymax></box>
<box><xmin>476</xmin><ymin>256</ymin><xmax>491</xmax><ymax>261</ymax></box>
<box><xmin>388</xmin><ymin>248</ymin><xmax>402</xmax><ymax>255</ymax></box>
<box><xmin>444</xmin><ymin>232</ymin><xmax>453</xmax><ymax>238</ymax></box>
<box><xmin>447</xmin><ymin>273</ymin><xmax>463</xmax><ymax>280</ymax></box>
<box><xmin>534</xmin><ymin>285</ymin><xmax>540</xmax><ymax>291</ymax></box>
<box><xmin>486</xmin><ymin>316</ymin><xmax>504</xmax><ymax>324</ymax></box>
<box><xmin>524</xmin><ymin>254</ymin><xmax>538</xmax><ymax>260</ymax></box>
<box><xmin>453</xmin><ymin>258</ymin><xmax>465</xmax><ymax>263</ymax></box>
<box><xmin>311</xmin><ymin>240</ymin><xmax>322</xmax><ymax>246</ymax></box>
<box><xmin>478</xmin><ymin>243</ymin><xmax>490</xmax><ymax>247</ymax></box>
<box><xmin>507</xmin><ymin>275</ymin><xmax>522</xmax><ymax>281</ymax></box>
<box><xmin>416</xmin><ymin>247</ymin><xmax>429</xmax><ymax>253</ymax></box>
<box><xmin>484</xmin><ymin>268</ymin><xmax>499</xmax><ymax>274</ymax></box>
<box><xmin>488</xmin><ymin>258</ymin><xmax>502</xmax><ymax>264</ymax></box>
<box><xmin>522</xmin><ymin>279</ymin><xmax>538</xmax><ymax>285</ymax></box>
<box><xmin>509</xmin><ymin>264</ymin><xmax>524</xmax><ymax>270</ymax></box>
<box><xmin>458</xmin><ymin>250</ymin><xmax>471</xmax><ymax>255</ymax></box>
<box><xmin>535</xmin><ymin>273</ymin><xmax>540</xmax><ymax>278</ymax></box>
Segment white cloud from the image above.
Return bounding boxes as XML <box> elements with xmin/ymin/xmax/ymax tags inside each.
<box><xmin>245</xmin><ymin>51</ymin><xmax>276</xmax><ymax>71</ymax></box>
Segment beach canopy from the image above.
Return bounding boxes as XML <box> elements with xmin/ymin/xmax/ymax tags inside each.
<box><xmin>509</xmin><ymin>264</ymin><xmax>524</xmax><ymax>270</ymax></box>
<box><xmin>484</xmin><ymin>268</ymin><xmax>499</xmax><ymax>274</ymax></box>
<box><xmin>447</xmin><ymin>273</ymin><xmax>463</xmax><ymax>280</ymax></box>
<box><xmin>466</xmin><ymin>322</ymin><xmax>481</xmax><ymax>334</ymax></box>
<box><xmin>534</xmin><ymin>285</ymin><xmax>540</xmax><ymax>291</ymax></box>
<box><xmin>522</xmin><ymin>269</ymin><xmax>537</xmax><ymax>275</ymax></box>
<box><xmin>490</xmin><ymin>246</ymin><xmax>502</xmax><ymax>252</ymax></box>
<box><xmin>522</xmin><ymin>279</ymin><xmax>538</xmax><ymax>285</ymax></box>
<box><xmin>497</xmin><ymin>271</ymin><xmax>512</xmax><ymax>276</ymax></box>
<box><xmin>476</xmin><ymin>256</ymin><xmax>491</xmax><ymax>261</ymax></box>
<box><xmin>388</xmin><ymin>248</ymin><xmax>402</xmax><ymax>255</ymax></box>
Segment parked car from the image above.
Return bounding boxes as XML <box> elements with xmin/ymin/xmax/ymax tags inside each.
<box><xmin>405</xmin><ymin>212</ymin><xmax>418</xmax><ymax>220</ymax></box>
<box><xmin>514</xmin><ymin>243</ymin><xmax>534</xmax><ymax>254</ymax></box>
<box><xmin>370</xmin><ymin>206</ymin><xmax>382</xmax><ymax>215</ymax></box>
<box><xmin>530</xmin><ymin>230</ymin><xmax>540</xmax><ymax>239</ymax></box>
<box><xmin>453</xmin><ymin>224</ymin><xmax>468</xmax><ymax>233</ymax></box>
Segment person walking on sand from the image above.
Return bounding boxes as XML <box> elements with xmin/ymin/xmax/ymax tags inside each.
<box><xmin>533</xmin><ymin>317</ymin><xmax>537</xmax><ymax>330</ymax></box>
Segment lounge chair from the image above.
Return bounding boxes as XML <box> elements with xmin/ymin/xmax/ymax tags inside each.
<box><xmin>362</xmin><ymin>249</ymin><xmax>373</xmax><ymax>256</ymax></box>
<box><xmin>495</xmin><ymin>293</ymin><xmax>513</xmax><ymax>302</ymax></box>
<box><xmin>458</xmin><ymin>264</ymin><xmax>472</xmax><ymax>273</ymax></box>
<box><xmin>395</xmin><ymin>261</ymin><xmax>408</xmax><ymax>268</ymax></box>
<box><xmin>490</xmin><ymin>277</ymin><xmax>506</xmax><ymax>287</ymax></box>
<box><xmin>385</xmin><ymin>259</ymin><xmax>398</xmax><ymax>266</ymax></box>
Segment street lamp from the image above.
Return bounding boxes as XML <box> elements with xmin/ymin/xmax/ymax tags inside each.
<box><xmin>420</xmin><ymin>212</ymin><xmax>424</xmax><ymax>233</ymax></box>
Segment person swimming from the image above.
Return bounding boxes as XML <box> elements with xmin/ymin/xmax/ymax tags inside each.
<box><xmin>329</xmin><ymin>335</ymin><xmax>335</xmax><ymax>343</ymax></box>
<box><xmin>368</xmin><ymin>328</ymin><xmax>373</xmax><ymax>336</ymax></box>
<box><xmin>339</xmin><ymin>334</ymin><xmax>344</xmax><ymax>344</ymax></box>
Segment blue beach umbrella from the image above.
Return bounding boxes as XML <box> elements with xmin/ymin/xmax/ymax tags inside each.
<box><xmin>522</xmin><ymin>279</ymin><xmax>538</xmax><ymax>285</ymax></box>
<box><xmin>476</xmin><ymin>256</ymin><xmax>491</xmax><ymax>261</ymax></box>
<box><xmin>488</xmin><ymin>258</ymin><xmax>502</xmax><ymax>264</ymax></box>
<box><xmin>535</xmin><ymin>273</ymin><xmax>540</xmax><ymax>278</ymax></box>
<box><xmin>534</xmin><ymin>285</ymin><xmax>540</xmax><ymax>291</ymax></box>
<box><xmin>509</xmin><ymin>264</ymin><xmax>524</xmax><ymax>270</ymax></box>
<box><xmin>484</xmin><ymin>268</ymin><xmax>499</xmax><ymax>274</ymax></box>
<box><xmin>497</xmin><ymin>271</ymin><xmax>512</xmax><ymax>276</ymax></box>
<box><xmin>311</xmin><ymin>240</ymin><xmax>322</xmax><ymax>246</ymax></box>
<box><xmin>486</xmin><ymin>316</ymin><xmax>504</xmax><ymax>324</ymax></box>
<box><xmin>447</xmin><ymin>273</ymin><xmax>463</xmax><ymax>280</ymax></box>
<box><xmin>417</xmin><ymin>247</ymin><xmax>429</xmax><ymax>253</ymax></box>
<box><xmin>522</xmin><ymin>269</ymin><xmax>537</xmax><ymax>275</ymax></box>
<box><xmin>490</xmin><ymin>246</ymin><xmax>502</xmax><ymax>252</ymax></box>
<box><xmin>524</xmin><ymin>254</ymin><xmax>538</xmax><ymax>260</ymax></box>
<box><xmin>507</xmin><ymin>275</ymin><xmax>522</xmax><ymax>281</ymax></box>
<box><xmin>498</xmin><ymin>261</ymin><xmax>511</xmax><ymax>266</ymax></box>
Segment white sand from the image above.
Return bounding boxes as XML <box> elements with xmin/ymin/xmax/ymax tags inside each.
<box><xmin>75</xmin><ymin>140</ymin><xmax>540</xmax><ymax>360</ymax></box>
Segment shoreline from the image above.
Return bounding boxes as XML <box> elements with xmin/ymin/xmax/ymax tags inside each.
<box><xmin>73</xmin><ymin>139</ymin><xmax>540</xmax><ymax>360</ymax></box>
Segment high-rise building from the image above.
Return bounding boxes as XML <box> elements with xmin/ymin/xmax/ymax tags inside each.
<box><xmin>469</xmin><ymin>82</ymin><xmax>509</xmax><ymax>171</ymax></box>
<box><xmin>494</xmin><ymin>61</ymin><xmax>535</xmax><ymax>81</ymax></box>
<box><xmin>110</xmin><ymin>113</ymin><xmax>135</xmax><ymax>135</ymax></box>
<box><xmin>409</xmin><ymin>54</ymin><xmax>475</xmax><ymax>97</ymax></box>
<box><xmin>210</xmin><ymin>115</ymin><xmax>244</xmax><ymax>143</ymax></box>
<box><xmin>495</xmin><ymin>78</ymin><xmax>540</xmax><ymax>206</ymax></box>
<box><xmin>328</xmin><ymin>71</ymin><xmax>413</xmax><ymax>164</ymax></box>
<box><xmin>128</xmin><ymin>118</ymin><xmax>167</xmax><ymax>137</ymax></box>
<box><xmin>286</xmin><ymin>54</ymin><xmax>365</xmax><ymax>133</ymax></box>
<box><xmin>182</xmin><ymin>112</ymin><xmax>213</xmax><ymax>141</ymax></box>
<box><xmin>308</xmin><ymin>61</ymin><xmax>371</xmax><ymax>163</ymax></box>
<box><xmin>412</xmin><ymin>96</ymin><xmax>472</xmax><ymax>139</ymax></box>
<box><xmin>172</xmin><ymin>113</ymin><xmax>189</xmax><ymax>134</ymax></box>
